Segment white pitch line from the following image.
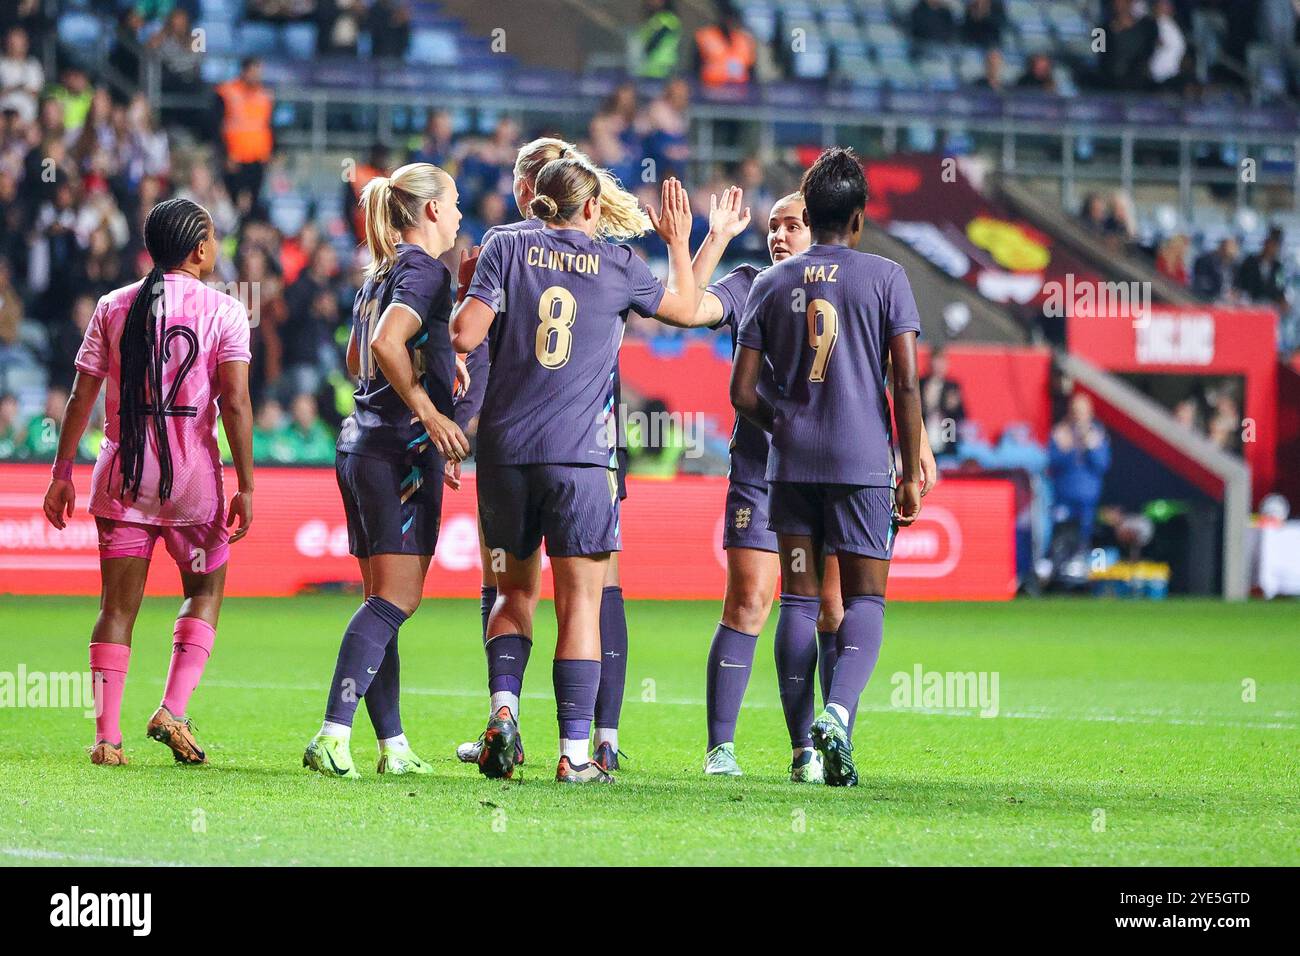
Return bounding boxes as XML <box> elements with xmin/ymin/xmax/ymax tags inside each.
<box><xmin>181</xmin><ymin>678</ymin><xmax>1299</xmax><ymax>731</ymax></box>
<box><xmin>1</xmin><ymin>847</ymin><xmax>185</xmax><ymax>867</ymax></box>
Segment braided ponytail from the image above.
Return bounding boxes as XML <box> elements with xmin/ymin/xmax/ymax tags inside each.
<box><xmin>118</xmin><ymin>198</ymin><xmax>211</xmax><ymax>503</ymax></box>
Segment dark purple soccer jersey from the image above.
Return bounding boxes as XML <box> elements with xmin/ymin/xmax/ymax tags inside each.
<box><xmin>735</xmin><ymin>244</ymin><xmax>921</xmax><ymax>486</ymax></box>
<box><xmin>336</xmin><ymin>243</ymin><xmax>456</xmax><ymax>461</ymax></box>
<box><xmin>453</xmin><ymin>219</ymin><xmax>544</xmax><ymax>430</ymax></box>
<box><xmin>466</xmin><ymin>226</ymin><xmax>665</xmax><ymax>467</ymax></box>
<box><xmin>709</xmin><ymin>263</ymin><xmax>771</xmax><ymax>487</ymax></box>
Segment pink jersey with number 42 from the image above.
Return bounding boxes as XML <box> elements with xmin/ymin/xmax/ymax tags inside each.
<box><xmin>75</xmin><ymin>272</ymin><xmax>251</xmax><ymax>526</ymax></box>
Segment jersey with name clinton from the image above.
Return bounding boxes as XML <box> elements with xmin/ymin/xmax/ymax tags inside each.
<box><xmin>337</xmin><ymin>243</ymin><xmax>456</xmax><ymax>461</ymax></box>
<box><xmin>735</xmin><ymin>244</ymin><xmax>921</xmax><ymax>486</ymax></box>
<box><xmin>75</xmin><ymin>272</ymin><xmax>251</xmax><ymax>525</ymax></box>
<box><xmin>465</xmin><ymin>225</ymin><xmax>664</xmax><ymax>467</ymax></box>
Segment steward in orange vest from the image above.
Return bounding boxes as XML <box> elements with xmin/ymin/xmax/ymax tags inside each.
<box><xmin>694</xmin><ymin>5</ymin><xmax>756</xmax><ymax>87</ymax></box>
<box><xmin>217</xmin><ymin>58</ymin><xmax>274</xmax><ymax>165</ymax></box>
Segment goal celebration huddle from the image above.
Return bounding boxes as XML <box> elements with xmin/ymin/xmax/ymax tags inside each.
<box><xmin>41</xmin><ymin>143</ymin><xmax>934</xmax><ymax>788</ymax></box>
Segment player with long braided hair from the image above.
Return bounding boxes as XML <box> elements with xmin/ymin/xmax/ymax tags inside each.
<box><xmin>43</xmin><ymin>197</ymin><xmax>255</xmax><ymax>766</ymax></box>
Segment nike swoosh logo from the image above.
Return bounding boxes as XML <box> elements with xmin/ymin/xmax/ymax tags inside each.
<box><xmin>719</xmin><ymin>661</ymin><xmax>748</xmax><ymax>669</ymax></box>
<box><xmin>366</xmin><ymin>667</ymin><xmax>379</xmax><ymax>674</ymax></box>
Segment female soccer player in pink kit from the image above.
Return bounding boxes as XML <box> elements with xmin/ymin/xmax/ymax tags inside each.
<box><xmin>42</xmin><ymin>197</ymin><xmax>254</xmax><ymax>767</ymax></box>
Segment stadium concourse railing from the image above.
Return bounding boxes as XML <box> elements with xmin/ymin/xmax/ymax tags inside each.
<box><xmin>1058</xmin><ymin>352</ymin><xmax>1252</xmax><ymax>601</ymax></box>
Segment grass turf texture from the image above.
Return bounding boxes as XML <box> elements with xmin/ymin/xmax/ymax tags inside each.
<box><xmin>1</xmin><ymin>596</ymin><xmax>1296</xmax><ymax>866</ymax></box>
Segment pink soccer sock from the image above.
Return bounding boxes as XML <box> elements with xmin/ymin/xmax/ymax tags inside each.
<box><xmin>89</xmin><ymin>642</ymin><xmax>131</xmax><ymax>746</ymax></box>
<box><xmin>161</xmin><ymin>617</ymin><xmax>216</xmax><ymax>718</ymax></box>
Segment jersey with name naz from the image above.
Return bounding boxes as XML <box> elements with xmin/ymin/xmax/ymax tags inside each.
<box><xmin>736</xmin><ymin>244</ymin><xmax>921</xmax><ymax>487</ymax></box>
<box><xmin>465</xmin><ymin>225</ymin><xmax>664</xmax><ymax>468</ymax></box>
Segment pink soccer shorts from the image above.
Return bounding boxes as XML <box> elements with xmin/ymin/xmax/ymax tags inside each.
<box><xmin>95</xmin><ymin>516</ymin><xmax>230</xmax><ymax>573</ymax></box>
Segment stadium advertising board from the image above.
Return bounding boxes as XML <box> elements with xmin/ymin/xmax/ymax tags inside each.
<box><xmin>0</xmin><ymin>466</ymin><xmax>1016</xmax><ymax>601</ymax></box>
<box><xmin>1068</xmin><ymin>306</ymin><xmax>1279</xmax><ymax>498</ymax></box>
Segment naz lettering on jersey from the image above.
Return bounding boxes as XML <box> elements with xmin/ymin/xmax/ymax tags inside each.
<box><xmin>802</xmin><ymin>263</ymin><xmax>839</xmax><ymax>283</ymax></box>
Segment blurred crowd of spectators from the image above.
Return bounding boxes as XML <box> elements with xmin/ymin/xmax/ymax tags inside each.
<box><xmin>628</xmin><ymin>1</ymin><xmax>1286</xmax><ymax>98</ymax></box>
<box><xmin>0</xmin><ymin>9</ymin><xmax>791</xmax><ymax>467</ymax></box>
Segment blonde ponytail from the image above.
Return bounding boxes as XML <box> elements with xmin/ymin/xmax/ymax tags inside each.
<box><xmin>360</xmin><ymin>176</ymin><xmax>398</xmax><ymax>278</ymax></box>
<box><xmin>514</xmin><ymin>137</ymin><xmax>650</xmax><ymax>241</ymax></box>
<box><xmin>593</xmin><ymin>168</ymin><xmax>651</xmax><ymax>241</ymax></box>
<box><xmin>359</xmin><ymin>162</ymin><xmax>451</xmax><ymax>279</ymax></box>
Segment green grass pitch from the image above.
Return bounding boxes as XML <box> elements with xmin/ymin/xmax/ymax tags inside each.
<box><xmin>1</xmin><ymin>596</ymin><xmax>1296</xmax><ymax>866</ymax></box>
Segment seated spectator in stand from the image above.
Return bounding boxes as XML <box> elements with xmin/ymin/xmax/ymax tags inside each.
<box><xmin>1235</xmin><ymin>226</ymin><xmax>1288</xmax><ymax>307</ymax></box>
<box><xmin>1048</xmin><ymin>392</ymin><xmax>1111</xmax><ymax>553</ymax></box>
<box><xmin>48</xmin><ymin>293</ymin><xmax>97</xmax><ymax>392</ymax></box>
<box><xmin>317</xmin><ymin>0</ymin><xmax>365</xmax><ymax>57</ymax></box>
<box><xmin>23</xmin><ymin>386</ymin><xmax>65</xmax><ymax>460</ymax></box>
<box><xmin>644</xmin><ymin>76</ymin><xmax>692</xmax><ymax>179</ymax></box>
<box><xmin>283</xmin><ymin>393</ymin><xmax>336</xmax><ymax>464</ymax></box>
<box><xmin>1149</xmin><ymin>0</ymin><xmax>1187</xmax><ymax>90</ymax></box>
<box><xmin>912</xmin><ymin>0</ymin><xmax>958</xmax><ymax>45</ymax></box>
<box><xmin>1191</xmin><ymin>236</ymin><xmax>1240</xmax><ymax>302</ymax></box>
<box><xmin>694</xmin><ymin>0</ymin><xmax>757</xmax><ymax>88</ymax></box>
<box><xmin>974</xmin><ymin>48</ymin><xmax>1007</xmax><ymax>91</ymax></box>
<box><xmin>0</xmin><ymin>26</ymin><xmax>42</xmax><ymax>123</ymax></box>
<box><xmin>108</xmin><ymin>8</ymin><xmax>145</xmax><ymax>86</ymax></box>
<box><xmin>962</xmin><ymin>0</ymin><xmax>1006</xmax><ymax>49</ymax></box>
<box><xmin>368</xmin><ymin>0</ymin><xmax>412</xmax><ymax>61</ymax></box>
<box><xmin>50</xmin><ymin>66</ymin><xmax>92</xmax><ymax>135</ymax></box>
<box><xmin>252</xmin><ymin>397</ymin><xmax>289</xmax><ymax>462</ymax></box>
<box><xmin>1095</xmin><ymin>0</ymin><xmax>1157</xmax><ymax>90</ymax></box>
<box><xmin>0</xmin><ymin>392</ymin><xmax>20</xmax><ymax>459</ymax></box>
<box><xmin>1155</xmin><ymin>234</ymin><xmax>1190</xmax><ymax>285</ymax></box>
<box><xmin>411</xmin><ymin>109</ymin><xmax>455</xmax><ymax>168</ymax></box>
<box><xmin>1017</xmin><ymin>53</ymin><xmax>1058</xmax><ymax>93</ymax></box>
<box><xmin>148</xmin><ymin>9</ymin><xmax>206</xmax><ymax>132</ymax></box>
<box><xmin>632</xmin><ymin>0</ymin><xmax>683</xmax><ymax>80</ymax></box>
<box><xmin>921</xmin><ymin>347</ymin><xmax>966</xmax><ymax>456</ymax></box>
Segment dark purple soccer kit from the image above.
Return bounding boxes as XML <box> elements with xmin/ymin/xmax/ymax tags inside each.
<box><xmin>708</xmin><ymin>263</ymin><xmax>781</xmax><ymax>554</ymax></box>
<box><xmin>465</xmin><ymin>226</ymin><xmax>665</xmax><ymax>559</ymax></box>
<box><xmin>456</xmin><ymin>217</ymin><xmax>632</xmax><ymax>501</ymax></box>
<box><xmin>736</xmin><ymin>244</ymin><xmax>921</xmax><ymax>558</ymax></box>
<box><xmin>335</xmin><ymin>243</ymin><xmax>457</xmax><ymax>558</ymax></box>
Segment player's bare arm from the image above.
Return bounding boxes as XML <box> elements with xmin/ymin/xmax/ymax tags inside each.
<box><xmin>449</xmin><ymin>294</ymin><xmax>495</xmax><ymax>353</ymax></box>
<box><xmin>646</xmin><ymin>177</ymin><xmax>704</xmax><ymax>327</ymax></box>
<box><xmin>889</xmin><ymin>330</ymin><xmax>923</xmax><ymax>527</ymax></box>
<box><xmin>688</xmin><ymin>185</ymin><xmax>751</xmax><ymax>327</ymax></box>
<box><xmin>730</xmin><ymin>344</ymin><xmax>774</xmax><ymax>434</ymax></box>
<box><xmin>42</xmin><ymin>370</ymin><xmax>104</xmax><ymax>530</ymax></box>
<box><xmin>374</xmin><ymin>302</ymin><xmax>469</xmax><ymax>461</ymax></box>
<box><xmin>218</xmin><ymin>358</ymin><xmax>255</xmax><ymax>543</ymax></box>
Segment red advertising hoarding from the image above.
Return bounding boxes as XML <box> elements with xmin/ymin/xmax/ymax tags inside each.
<box><xmin>0</xmin><ymin>466</ymin><xmax>1016</xmax><ymax>601</ymax></box>
<box><xmin>1068</xmin><ymin>307</ymin><xmax>1278</xmax><ymax>500</ymax></box>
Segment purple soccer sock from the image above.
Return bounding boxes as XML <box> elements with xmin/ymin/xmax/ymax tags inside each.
<box><xmin>594</xmin><ymin>586</ymin><xmax>628</xmax><ymax>730</ymax></box>
<box><xmin>706</xmin><ymin>623</ymin><xmax>758</xmax><ymax>750</ymax></box>
<box><xmin>486</xmin><ymin>633</ymin><xmax>531</xmax><ymax>699</ymax></box>
<box><xmin>554</xmin><ymin>658</ymin><xmax>600</xmax><ymax>744</ymax></box>
<box><xmin>826</xmin><ymin>595</ymin><xmax>886</xmax><ymax>717</ymax></box>
<box><xmin>479</xmin><ymin>585</ymin><xmax>497</xmax><ymax>646</ymax></box>
<box><xmin>774</xmin><ymin>594</ymin><xmax>820</xmax><ymax>749</ymax></box>
<box><xmin>364</xmin><ymin>636</ymin><xmax>402</xmax><ymax>740</ymax></box>
<box><xmin>324</xmin><ymin>596</ymin><xmax>408</xmax><ymax>728</ymax></box>
<box><xmin>817</xmin><ymin>630</ymin><xmax>858</xmax><ymax>737</ymax></box>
